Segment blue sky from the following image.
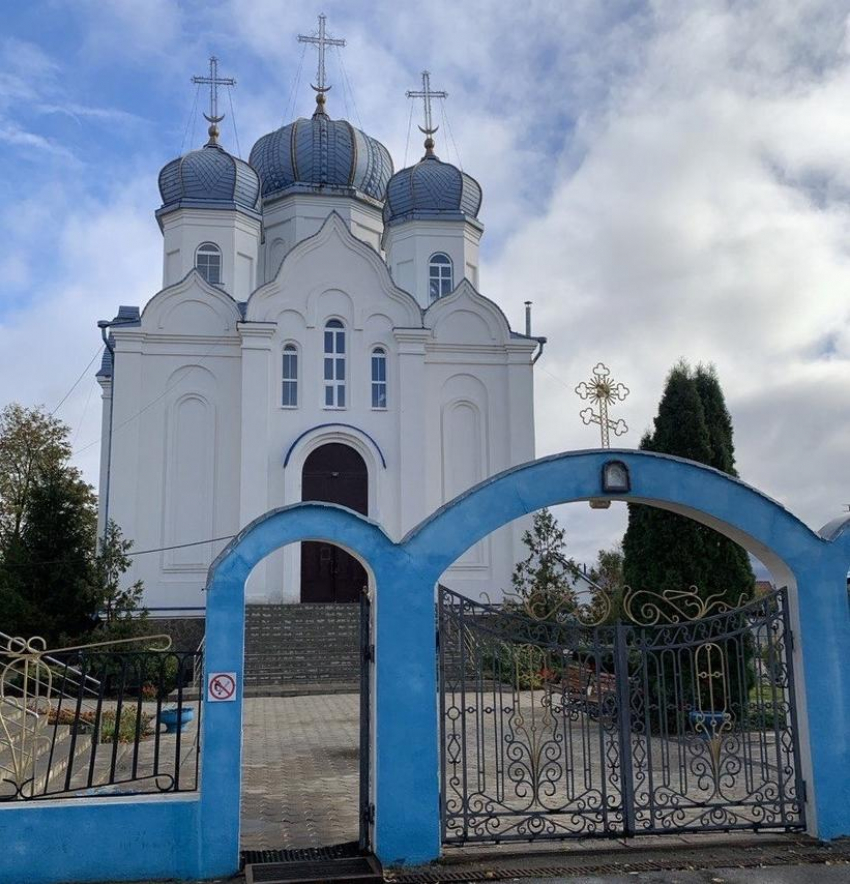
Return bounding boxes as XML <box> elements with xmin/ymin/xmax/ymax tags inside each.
<box><xmin>0</xmin><ymin>1</ymin><xmax>848</xmax><ymax>566</ymax></box>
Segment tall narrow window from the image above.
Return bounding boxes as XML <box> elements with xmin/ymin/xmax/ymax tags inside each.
<box><xmin>323</xmin><ymin>319</ymin><xmax>346</xmax><ymax>408</ymax></box>
<box><xmin>282</xmin><ymin>344</ymin><xmax>298</xmax><ymax>407</ymax></box>
<box><xmin>196</xmin><ymin>242</ymin><xmax>222</xmax><ymax>285</ymax></box>
<box><xmin>371</xmin><ymin>347</ymin><xmax>387</xmax><ymax>409</ymax></box>
<box><xmin>429</xmin><ymin>253</ymin><xmax>453</xmax><ymax>301</ymax></box>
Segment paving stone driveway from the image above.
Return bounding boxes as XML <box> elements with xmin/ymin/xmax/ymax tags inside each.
<box><xmin>240</xmin><ymin>694</ymin><xmax>361</xmax><ymax>850</ymax></box>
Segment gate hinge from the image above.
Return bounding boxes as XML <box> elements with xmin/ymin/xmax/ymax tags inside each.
<box><xmin>436</xmin><ymin>629</ymin><xmax>440</xmax><ymax>650</ymax></box>
<box><xmin>800</xmin><ymin>780</ymin><xmax>808</xmax><ymax>802</ymax></box>
<box><xmin>789</xmin><ymin>630</ymin><xmax>795</xmax><ymax>652</ymax></box>
<box><xmin>363</xmin><ymin>643</ymin><xmax>375</xmax><ymax>663</ymax></box>
<box><xmin>363</xmin><ymin>802</ymin><xmax>375</xmax><ymax>824</ymax></box>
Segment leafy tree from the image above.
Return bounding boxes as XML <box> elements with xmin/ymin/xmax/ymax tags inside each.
<box><xmin>0</xmin><ymin>403</ymin><xmax>146</xmax><ymax>645</ymax></box>
<box><xmin>510</xmin><ymin>508</ymin><xmax>581</xmax><ymax>619</ymax></box>
<box><xmin>588</xmin><ymin>544</ymin><xmax>625</xmax><ymax>622</ymax></box>
<box><xmin>0</xmin><ymin>404</ymin><xmax>70</xmax><ymax>545</ymax></box>
<box><xmin>3</xmin><ymin>464</ymin><xmax>98</xmax><ymax>643</ymax></box>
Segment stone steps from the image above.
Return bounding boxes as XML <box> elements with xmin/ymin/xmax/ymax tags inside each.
<box><xmin>244</xmin><ymin>603</ymin><xmax>362</xmax><ymax>689</ymax></box>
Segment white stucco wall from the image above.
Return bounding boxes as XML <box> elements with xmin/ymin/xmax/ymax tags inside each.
<box><xmin>103</xmin><ymin>204</ymin><xmax>538</xmax><ymax>611</ymax></box>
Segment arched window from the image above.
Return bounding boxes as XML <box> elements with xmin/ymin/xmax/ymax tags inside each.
<box><xmin>196</xmin><ymin>242</ymin><xmax>222</xmax><ymax>285</ymax></box>
<box><xmin>323</xmin><ymin>319</ymin><xmax>346</xmax><ymax>408</ymax></box>
<box><xmin>371</xmin><ymin>347</ymin><xmax>387</xmax><ymax>409</ymax></box>
<box><xmin>282</xmin><ymin>343</ymin><xmax>298</xmax><ymax>407</ymax></box>
<box><xmin>429</xmin><ymin>252</ymin><xmax>453</xmax><ymax>301</ymax></box>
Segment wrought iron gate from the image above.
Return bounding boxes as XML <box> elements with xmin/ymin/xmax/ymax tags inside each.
<box><xmin>438</xmin><ymin>585</ymin><xmax>805</xmax><ymax>843</ymax></box>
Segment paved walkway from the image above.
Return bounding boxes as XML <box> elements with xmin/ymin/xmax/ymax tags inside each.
<box><xmin>241</xmin><ymin>694</ymin><xmax>361</xmax><ymax>850</ymax></box>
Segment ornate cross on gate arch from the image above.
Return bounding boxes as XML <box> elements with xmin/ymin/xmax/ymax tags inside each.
<box><xmin>406</xmin><ymin>70</ymin><xmax>448</xmax><ymax>156</ymax></box>
<box><xmin>191</xmin><ymin>55</ymin><xmax>236</xmax><ymax>145</ymax></box>
<box><xmin>298</xmin><ymin>13</ymin><xmax>346</xmax><ymax>96</ymax></box>
<box><xmin>575</xmin><ymin>362</ymin><xmax>630</xmax><ymax>448</ymax></box>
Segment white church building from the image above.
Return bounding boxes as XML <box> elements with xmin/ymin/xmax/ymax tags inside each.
<box><xmin>96</xmin><ymin>46</ymin><xmax>543</xmax><ymax>612</ymax></box>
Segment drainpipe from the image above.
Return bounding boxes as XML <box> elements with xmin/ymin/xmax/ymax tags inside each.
<box><xmin>97</xmin><ymin>319</ymin><xmax>115</xmax><ymax>552</ymax></box>
<box><xmin>532</xmin><ymin>336</ymin><xmax>547</xmax><ymax>364</ymax></box>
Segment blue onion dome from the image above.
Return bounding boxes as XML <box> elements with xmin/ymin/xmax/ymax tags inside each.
<box><xmin>383</xmin><ymin>138</ymin><xmax>482</xmax><ymax>227</ymax></box>
<box><xmin>248</xmin><ymin>92</ymin><xmax>393</xmax><ymax>204</ymax></box>
<box><xmin>157</xmin><ymin>123</ymin><xmax>261</xmax><ymax>219</ymax></box>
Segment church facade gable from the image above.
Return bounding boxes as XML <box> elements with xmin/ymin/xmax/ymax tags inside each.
<box><xmin>99</xmin><ymin>65</ymin><xmax>541</xmax><ymax>610</ymax></box>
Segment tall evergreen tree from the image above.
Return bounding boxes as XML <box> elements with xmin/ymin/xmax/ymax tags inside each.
<box><xmin>622</xmin><ymin>362</ymin><xmax>755</xmax><ymax>604</ymax></box>
<box><xmin>693</xmin><ymin>364</ymin><xmax>755</xmax><ymax>602</ymax></box>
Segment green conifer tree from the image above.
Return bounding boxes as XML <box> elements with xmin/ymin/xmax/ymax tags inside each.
<box><xmin>622</xmin><ymin>361</ymin><xmax>754</xmax><ymax>604</ymax></box>
<box><xmin>623</xmin><ymin>363</ymin><xmax>712</xmax><ymax>596</ymax></box>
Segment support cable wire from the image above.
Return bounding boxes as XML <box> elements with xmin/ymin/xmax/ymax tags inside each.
<box><xmin>74</xmin><ymin>338</ymin><xmax>228</xmax><ymax>456</ymax></box>
<box><xmin>50</xmin><ymin>346</ymin><xmax>104</xmax><ymax>417</ymax></box>
<box><xmin>226</xmin><ymin>84</ymin><xmax>242</xmax><ymax>158</ymax></box>
<box><xmin>403</xmin><ymin>100</ymin><xmax>414</xmax><ymax>168</ymax></box>
<box><xmin>440</xmin><ymin>98</ymin><xmax>463</xmax><ymax>170</ymax></box>
<box><xmin>180</xmin><ymin>83</ymin><xmax>202</xmax><ymax>154</ymax></box>
<box><xmin>284</xmin><ymin>43</ymin><xmax>308</xmax><ymax>123</ymax></box>
<box><xmin>1</xmin><ymin>533</ymin><xmax>238</xmax><ymax>569</ymax></box>
<box><xmin>71</xmin><ymin>376</ymin><xmax>98</xmax><ymax>447</ymax></box>
<box><xmin>335</xmin><ymin>45</ymin><xmax>363</xmax><ymax>130</ymax></box>
<box><xmin>335</xmin><ymin>46</ymin><xmax>352</xmax><ymax>121</ymax></box>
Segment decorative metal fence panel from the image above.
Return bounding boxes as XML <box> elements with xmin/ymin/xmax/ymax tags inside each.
<box><xmin>438</xmin><ymin>586</ymin><xmax>804</xmax><ymax>844</ymax></box>
<box><xmin>0</xmin><ymin>638</ymin><xmax>202</xmax><ymax>801</ymax></box>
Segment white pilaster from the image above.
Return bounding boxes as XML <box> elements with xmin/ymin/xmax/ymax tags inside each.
<box><xmin>395</xmin><ymin>329</ymin><xmax>431</xmax><ymax>533</ymax></box>
<box><xmin>238</xmin><ymin>321</ymin><xmax>277</xmax><ymax>601</ymax></box>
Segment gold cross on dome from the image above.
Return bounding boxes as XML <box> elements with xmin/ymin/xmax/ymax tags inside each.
<box><xmin>576</xmin><ymin>363</ymin><xmax>630</xmax><ymax>448</ymax></box>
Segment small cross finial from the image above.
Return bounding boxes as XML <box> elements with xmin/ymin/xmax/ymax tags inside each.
<box><xmin>191</xmin><ymin>56</ymin><xmax>236</xmax><ymax>146</ymax></box>
<box><xmin>575</xmin><ymin>363</ymin><xmax>630</xmax><ymax>449</ymax></box>
<box><xmin>298</xmin><ymin>13</ymin><xmax>346</xmax><ymax>117</ymax></box>
<box><xmin>406</xmin><ymin>71</ymin><xmax>448</xmax><ymax>157</ymax></box>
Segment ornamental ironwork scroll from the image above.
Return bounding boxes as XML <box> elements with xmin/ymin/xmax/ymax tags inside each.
<box><xmin>438</xmin><ymin>584</ymin><xmax>804</xmax><ymax>844</ymax></box>
<box><xmin>0</xmin><ymin>634</ymin><xmax>203</xmax><ymax>801</ymax></box>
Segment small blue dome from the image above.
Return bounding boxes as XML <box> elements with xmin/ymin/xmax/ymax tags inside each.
<box><xmin>158</xmin><ymin>143</ymin><xmax>261</xmax><ymax>215</ymax></box>
<box><xmin>383</xmin><ymin>153</ymin><xmax>482</xmax><ymax>226</ymax></box>
<box><xmin>249</xmin><ymin>101</ymin><xmax>393</xmax><ymax>203</ymax></box>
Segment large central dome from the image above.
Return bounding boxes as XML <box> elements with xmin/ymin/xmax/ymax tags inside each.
<box><xmin>249</xmin><ymin>94</ymin><xmax>393</xmax><ymax>203</ymax></box>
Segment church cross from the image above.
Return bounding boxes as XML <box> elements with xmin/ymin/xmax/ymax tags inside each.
<box><xmin>298</xmin><ymin>13</ymin><xmax>346</xmax><ymax>94</ymax></box>
<box><xmin>191</xmin><ymin>56</ymin><xmax>236</xmax><ymax>144</ymax></box>
<box><xmin>406</xmin><ymin>70</ymin><xmax>448</xmax><ymax>155</ymax></box>
<box><xmin>576</xmin><ymin>363</ymin><xmax>630</xmax><ymax>449</ymax></box>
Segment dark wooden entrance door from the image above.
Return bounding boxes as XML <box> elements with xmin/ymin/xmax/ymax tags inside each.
<box><xmin>300</xmin><ymin>443</ymin><xmax>368</xmax><ymax>603</ymax></box>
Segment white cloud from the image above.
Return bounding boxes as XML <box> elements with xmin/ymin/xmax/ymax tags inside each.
<box><xmin>485</xmin><ymin>0</ymin><xmax>850</xmax><ymax>563</ymax></box>
<box><xmin>0</xmin><ymin>0</ymin><xmax>848</xmax><ymax>574</ymax></box>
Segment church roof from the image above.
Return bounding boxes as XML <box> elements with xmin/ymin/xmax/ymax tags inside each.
<box><xmin>249</xmin><ymin>97</ymin><xmax>393</xmax><ymax>204</ymax></box>
<box><xmin>383</xmin><ymin>152</ymin><xmax>482</xmax><ymax>227</ymax></box>
<box><xmin>157</xmin><ymin>142</ymin><xmax>261</xmax><ymax>218</ymax></box>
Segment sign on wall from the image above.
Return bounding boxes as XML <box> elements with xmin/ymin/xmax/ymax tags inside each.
<box><xmin>207</xmin><ymin>672</ymin><xmax>237</xmax><ymax>702</ymax></box>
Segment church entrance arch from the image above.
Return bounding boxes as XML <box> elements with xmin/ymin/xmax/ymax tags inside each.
<box><xmin>198</xmin><ymin>450</ymin><xmax>850</xmax><ymax>874</ymax></box>
<box><xmin>301</xmin><ymin>443</ymin><xmax>369</xmax><ymax>602</ymax></box>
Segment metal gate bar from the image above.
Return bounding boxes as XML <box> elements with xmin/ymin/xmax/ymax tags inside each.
<box><xmin>438</xmin><ymin>586</ymin><xmax>805</xmax><ymax>845</ymax></box>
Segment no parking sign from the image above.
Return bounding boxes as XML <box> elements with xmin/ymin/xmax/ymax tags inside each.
<box><xmin>207</xmin><ymin>671</ymin><xmax>237</xmax><ymax>702</ymax></box>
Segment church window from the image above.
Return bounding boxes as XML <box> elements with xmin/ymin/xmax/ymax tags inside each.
<box><xmin>429</xmin><ymin>253</ymin><xmax>453</xmax><ymax>300</ymax></box>
<box><xmin>282</xmin><ymin>344</ymin><xmax>298</xmax><ymax>407</ymax></box>
<box><xmin>371</xmin><ymin>347</ymin><xmax>387</xmax><ymax>409</ymax></box>
<box><xmin>196</xmin><ymin>242</ymin><xmax>222</xmax><ymax>285</ymax></box>
<box><xmin>323</xmin><ymin>320</ymin><xmax>346</xmax><ymax>408</ymax></box>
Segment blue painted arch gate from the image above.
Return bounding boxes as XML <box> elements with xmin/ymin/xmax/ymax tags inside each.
<box><xmin>199</xmin><ymin>449</ymin><xmax>850</xmax><ymax>873</ymax></box>
<box><xmin>1</xmin><ymin>449</ymin><xmax>848</xmax><ymax>884</ymax></box>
